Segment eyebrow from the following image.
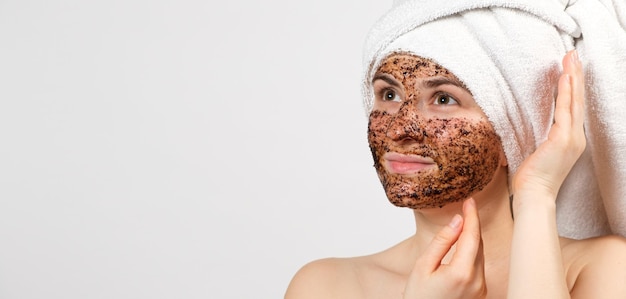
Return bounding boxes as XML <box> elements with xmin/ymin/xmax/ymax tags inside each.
<box><xmin>372</xmin><ymin>73</ymin><xmax>402</xmax><ymax>88</ymax></box>
<box><xmin>423</xmin><ymin>77</ymin><xmax>469</xmax><ymax>91</ymax></box>
<box><xmin>373</xmin><ymin>73</ymin><xmax>469</xmax><ymax>93</ymax></box>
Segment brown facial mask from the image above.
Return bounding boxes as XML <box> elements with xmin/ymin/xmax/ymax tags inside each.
<box><xmin>368</xmin><ymin>54</ymin><xmax>502</xmax><ymax>209</ymax></box>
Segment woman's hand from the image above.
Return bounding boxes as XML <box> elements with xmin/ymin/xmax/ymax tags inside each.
<box><xmin>512</xmin><ymin>50</ymin><xmax>586</xmax><ymax>202</ymax></box>
<box><xmin>403</xmin><ymin>198</ymin><xmax>487</xmax><ymax>299</ymax></box>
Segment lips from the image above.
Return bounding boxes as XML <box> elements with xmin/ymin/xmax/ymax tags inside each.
<box><xmin>383</xmin><ymin>152</ymin><xmax>437</xmax><ymax>175</ymax></box>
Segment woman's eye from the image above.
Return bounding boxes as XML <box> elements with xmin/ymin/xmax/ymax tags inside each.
<box><xmin>383</xmin><ymin>89</ymin><xmax>401</xmax><ymax>102</ymax></box>
<box><xmin>434</xmin><ymin>94</ymin><xmax>458</xmax><ymax>105</ymax></box>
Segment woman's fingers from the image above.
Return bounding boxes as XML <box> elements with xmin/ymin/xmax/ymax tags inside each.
<box><xmin>568</xmin><ymin>51</ymin><xmax>585</xmax><ymax>131</ymax></box>
<box><xmin>556</xmin><ymin>50</ymin><xmax>585</xmax><ymax>132</ymax></box>
<box><xmin>415</xmin><ymin>213</ymin><xmax>464</xmax><ymax>273</ymax></box>
<box><xmin>405</xmin><ymin>199</ymin><xmax>486</xmax><ymax>298</ymax></box>
<box><xmin>554</xmin><ymin>72</ymin><xmax>573</xmax><ymax>130</ymax></box>
<box><xmin>553</xmin><ymin>50</ymin><xmax>586</xmax><ymax>156</ymax></box>
<box><xmin>450</xmin><ymin>198</ymin><xmax>483</xmax><ymax>270</ymax></box>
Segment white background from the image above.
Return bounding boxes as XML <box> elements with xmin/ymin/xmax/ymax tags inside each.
<box><xmin>0</xmin><ymin>0</ymin><xmax>418</xmax><ymax>298</ymax></box>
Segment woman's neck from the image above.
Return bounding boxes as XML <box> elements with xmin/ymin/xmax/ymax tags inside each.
<box><xmin>410</xmin><ymin>166</ymin><xmax>513</xmax><ymax>266</ymax></box>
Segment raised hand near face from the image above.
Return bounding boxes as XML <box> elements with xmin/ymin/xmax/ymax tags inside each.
<box><xmin>512</xmin><ymin>50</ymin><xmax>586</xmax><ymax>202</ymax></box>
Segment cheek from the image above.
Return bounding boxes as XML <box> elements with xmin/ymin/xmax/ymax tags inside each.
<box><xmin>368</xmin><ymin>110</ymin><xmax>391</xmax><ymax>145</ymax></box>
<box><xmin>367</xmin><ymin>110</ymin><xmax>394</xmax><ymax>170</ymax></box>
<box><xmin>430</xmin><ymin>118</ymin><xmax>502</xmax><ymax>178</ymax></box>
<box><xmin>424</xmin><ymin>119</ymin><xmax>499</xmax><ymax>152</ymax></box>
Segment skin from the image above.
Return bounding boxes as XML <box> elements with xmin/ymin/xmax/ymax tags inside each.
<box><xmin>285</xmin><ymin>52</ymin><xmax>626</xmax><ymax>299</ymax></box>
<box><xmin>368</xmin><ymin>54</ymin><xmax>501</xmax><ymax>208</ymax></box>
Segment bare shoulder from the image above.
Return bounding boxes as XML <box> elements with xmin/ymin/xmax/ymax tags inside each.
<box><xmin>561</xmin><ymin>235</ymin><xmax>626</xmax><ymax>298</ymax></box>
<box><xmin>285</xmin><ymin>238</ymin><xmax>414</xmax><ymax>299</ymax></box>
<box><xmin>284</xmin><ymin>257</ymin><xmax>364</xmax><ymax>299</ymax></box>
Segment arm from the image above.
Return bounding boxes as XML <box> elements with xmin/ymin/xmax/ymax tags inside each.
<box><xmin>508</xmin><ymin>196</ymin><xmax>568</xmax><ymax>299</ymax></box>
<box><xmin>507</xmin><ymin>50</ymin><xmax>585</xmax><ymax>299</ymax></box>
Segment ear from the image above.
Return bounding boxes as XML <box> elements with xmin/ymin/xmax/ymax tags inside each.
<box><xmin>499</xmin><ymin>147</ymin><xmax>508</xmax><ymax>167</ymax></box>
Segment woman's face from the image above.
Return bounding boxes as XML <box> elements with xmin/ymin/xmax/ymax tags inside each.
<box><xmin>368</xmin><ymin>53</ymin><xmax>503</xmax><ymax>209</ymax></box>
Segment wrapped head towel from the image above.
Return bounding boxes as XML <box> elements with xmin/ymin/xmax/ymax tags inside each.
<box><xmin>362</xmin><ymin>0</ymin><xmax>626</xmax><ymax>239</ymax></box>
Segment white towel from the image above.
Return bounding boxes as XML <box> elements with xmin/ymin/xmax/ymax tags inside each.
<box><xmin>362</xmin><ymin>0</ymin><xmax>626</xmax><ymax>239</ymax></box>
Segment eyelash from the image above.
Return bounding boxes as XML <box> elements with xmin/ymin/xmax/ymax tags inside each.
<box><xmin>375</xmin><ymin>83</ymin><xmax>461</xmax><ymax>108</ymax></box>
<box><xmin>379</xmin><ymin>88</ymin><xmax>402</xmax><ymax>102</ymax></box>
<box><xmin>433</xmin><ymin>92</ymin><xmax>459</xmax><ymax>105</ymax></box>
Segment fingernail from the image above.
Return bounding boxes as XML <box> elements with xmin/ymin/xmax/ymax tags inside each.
<box><xmin>572</xmin><ymin>50</ymin><xmax>580</xmax><ymax>65</ymax></box>
<box><xmin>449</xmin><ymin>214</ymin><xmax>462</xmax><ymax>229</ymax></box>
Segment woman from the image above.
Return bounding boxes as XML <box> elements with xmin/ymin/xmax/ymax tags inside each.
<box><xmin>286</xmin><ymin>0</ymin><xmax>626</xmax><ymax>297</ymax></box>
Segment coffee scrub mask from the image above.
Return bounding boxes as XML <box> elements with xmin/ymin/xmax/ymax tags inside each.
<box><xmin>368</xmin><ymin>54</ymin><xmax>502</xmax><ymax>209</ymax></box>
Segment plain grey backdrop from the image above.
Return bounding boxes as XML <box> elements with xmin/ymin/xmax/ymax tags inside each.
<box><xmin>0</xmin><ymin>0</ymin><xmax>417</xmax><ymax>298</ymax></box>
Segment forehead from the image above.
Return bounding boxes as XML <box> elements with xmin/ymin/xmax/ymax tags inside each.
<box><xmin>376</xmin><ymin>53</ymin><xmax>462</xmax><ymax>84</ymax></box>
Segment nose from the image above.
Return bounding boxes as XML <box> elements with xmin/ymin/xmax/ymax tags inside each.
<box><xmin>386</xmin><ymin>101</ymin><xmax>425</xmax><ymax>143</ymax></box>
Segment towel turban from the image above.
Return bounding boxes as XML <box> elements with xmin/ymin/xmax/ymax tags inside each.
<box><xmin>362</xmin><ymin>0</ymin><xmax>626</xmax><ymax>239</ymax></box>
